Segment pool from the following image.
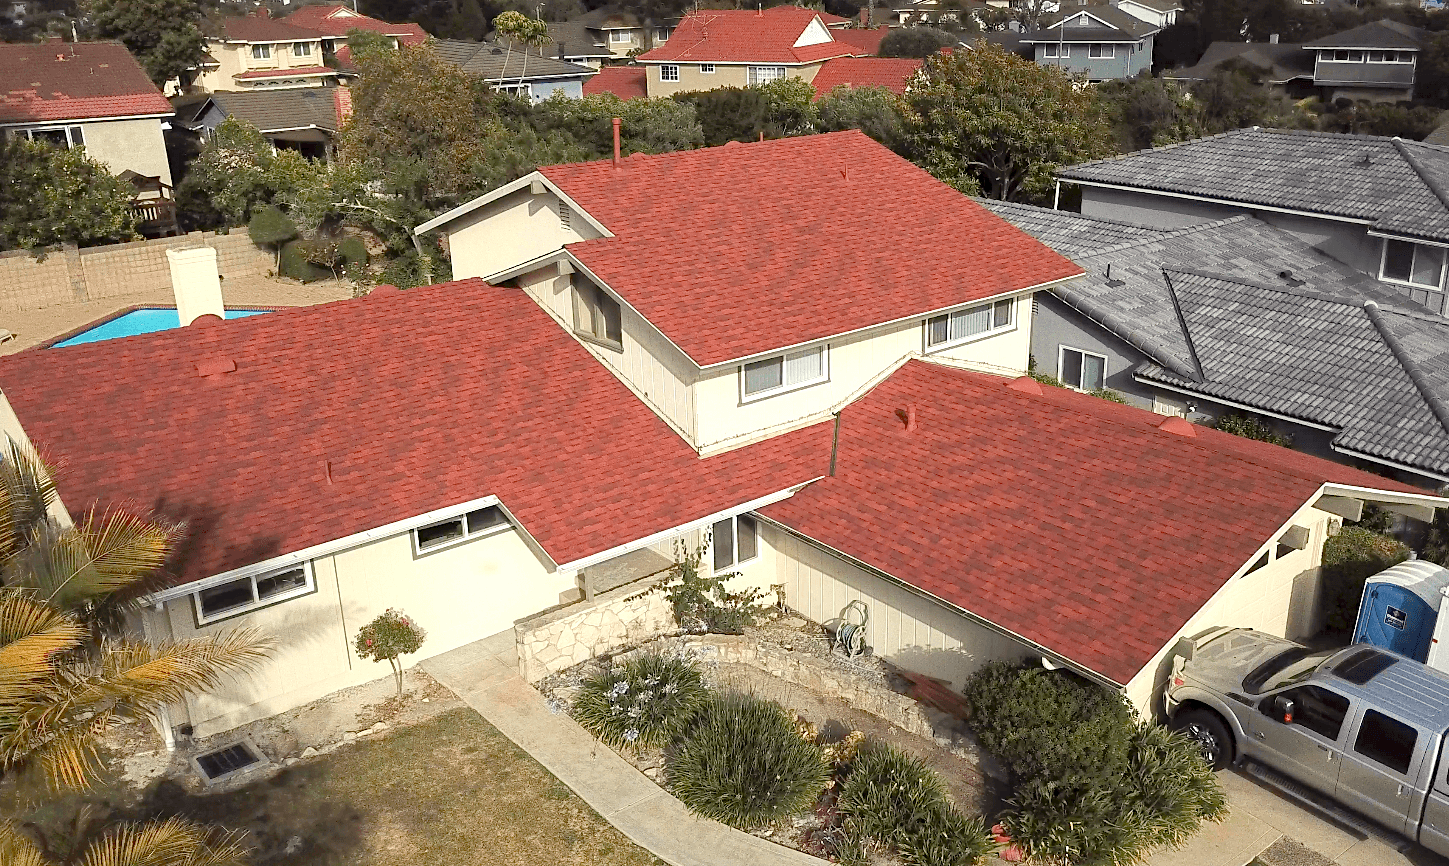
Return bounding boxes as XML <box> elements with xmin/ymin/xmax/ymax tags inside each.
<box><xmin>53</xmin><ymin>308</ymin><xmax>273</xmax><ymax>347</ymax></box>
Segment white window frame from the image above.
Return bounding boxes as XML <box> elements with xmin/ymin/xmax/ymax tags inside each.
<box><xmin>1088</xmin><ymin>43</ymin><xmax>1113</xmax><ymax>58</ymax></box>
<box><xmin>1042</xmin><ymin>44</ymin><xmax>1061</xmax><ymax>58</ymax></box>
<box><xmin>739</xmin><ymin>344</ymin><xmax>829</xmax><ymax>402</ymax></box>
<box><xmin>699</xmin><ymin>63</ymin><xmax>715</xmax><ymax>74</ymax></box>
<box><xmin>193</xmin><ymin>561</ymin><xmax>315</xmax><ymax>625</ymax></box>
<box><xmin>494</xmin><ymin>81</ymin><xmax>534</xmax><ymax>100</ymax></box>
<box><xmin>659</xmin><ymin>64</ymin><xmax>679</xmax><ymax>82</ymax></box>
<box><xmin>711</xmin><ymin>513</ymin><xmax>760</xmax><ymax>572</ymax></box>
<box><xmin>251</xmin><ymin>43</ymin><xmax>271</xmax><ymax>60</ymax></box>
<box><xmin>293</xmin><ymin>41</ymin><xmax>312</xmax><ymax>56</ymax></box>
<box><xmin>655</xmin><ymin>27</ymin><xmax>670</xmax><ymax>41</ymax></box>
<box><xmin>609</xmin><ymin>28</ymin><xmax>632</xmax><ymax>43</ymax></box>
<box><xmin>748</xmin><ymin>65</ymin><xmax>786</xmax><ymax>85</ymax></box>
<box><xmin>1380</xmin><ymin>238</ymin><xmax>1447</xmax><ymax>291</ymax></box>
<box><xmin>1058</xmin><ymin>345</ymin><xmax>1108</xmax><ymax>392</ymax></box>
<box><xmin>572</xmin><ymin>280</ymin><xmax>623</xmax><ymax>351</ymax></box>
<box><xmin>12</xmin><ymin>124</ymin><xmax>84</xmax><ymax>148</ymax></box>
<box><xmin>411</xmin><ymin>505</ymin><xmax>512</xmax><ymax>556</ymax></box>
<box><xmin>922</xmin><ymin>298</ymin><xmax>1016</xmax><ymax>353</ymax></box>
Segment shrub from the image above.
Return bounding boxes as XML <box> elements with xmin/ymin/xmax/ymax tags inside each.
<box><xmin>279</xmin><ymin>239</ymin><xmax>331</xmax><ymax>282</ymax></box>
<box><xmin>650</xmin><ymin>539</ymin><xmax>767</xmax><ymax>634</ymax></box>
<box><xmin>1213</xmin><ymin>412</ymin><xmax>1292</xmax><ymax>447</ymax></box>
<box><xmin>572</xmin><ymin>652</ymin><xmax>706</xmax><ymax>751</ymax></box>
<box><xmin>1321</xmin><ymin>526</ymin><xmax>1408</xmax><ymax>632</ymax></box>
<box><xmin>1089</xmin><ymin>388</ymin><xmax>1128</xmax><ymax>404</ymax></box>
<box><xmin>247</xmin><ymin>205</ymin><xmax>297</xmax><ymax>270</ymax></box>
<box><xmin>837</xmin><ymin>742</ymin><xmax>991</xmax><ymax>866</ymax></box>
<box><xmin>667</xmin><ymin>692</ymin><xmax>830</xmax><ymax>829</ymax></box>
<box><xmin>354</xmin><ymin>608</ymin><xmax>426</xmax><ymax>695</ymax></box>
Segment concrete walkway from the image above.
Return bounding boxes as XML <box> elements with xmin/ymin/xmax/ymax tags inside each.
<box><xmin>1148</xmin><ymin>768</ymin><xmax>1439</xmax><ymax>866</ymax></box>
<box><xmin>421</xmin><ymin>633</ymin><xmax>821</xmax><ymax>866</ymax></box>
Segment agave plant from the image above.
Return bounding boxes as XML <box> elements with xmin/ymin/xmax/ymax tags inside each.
<box><xmin>0</xmin><ymin>817</ymin><xmax>249</xmax><ymax>866</ymax></box>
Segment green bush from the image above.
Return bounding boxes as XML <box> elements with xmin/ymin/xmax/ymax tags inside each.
<box><xmin>837</xmin><ymin>742</ymin><xmax>991</xmax><ymax>866</ymax></box>
<box><xmin>651</xmin><ymin>539</ymin><xmax>767</xmax><ymax>635</ymax></box>
<box><xmin>247</xmin><ymin>205</ymin><xmax>297</xmax><ymax>269</ymax></box>
<box><xmin>1213</xmin><ymin>412</ymin><xmax>1292</xmax><ymax>447</ymax></box>
<box><xmin>278</xmin><ymin>239</ymin><xmax>331</xmax><ymax>282</ymax></box>
<box><xmin>667</xmin><ymin>692</ymin><xmax>830</xmax><ymax>829</ymax></box>
<box><xmin>1089</xmin><ymin>388</ymin><xmax>1128</xmax><ymax>404</ymax></box>
<box><xmin>1321</xmin><ymin>526</ymin><xmax>1409</xmax><ymax>632</ymax></box>
<box><xmin>572</xmin><ymin>652</ymin><xmax>706</xmax><ymax>751</ymax></box>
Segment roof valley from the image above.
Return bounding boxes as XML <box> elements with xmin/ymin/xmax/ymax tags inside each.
<box><xmin>1363</xmin><ymin>301</ymin><xmax>1449</xmax><ymax>440</ymax></box>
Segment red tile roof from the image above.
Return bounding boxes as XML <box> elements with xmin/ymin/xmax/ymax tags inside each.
<box><xmin>0</xmin><ymin>282</ymin><xmax>830</xmax><ymax>589</ymax></box>
<box><xmin>0</xmin><ymin>42</ymin><xmax>172</xmax><ymax>123</ymax></box>
<box><xmin>810</xmin><ymin>56</ymin><xmax>920</xmax><ymax>98</ymax></box>
<box><xmin>281</xmin><ymin>4</ymin><xmax>429</xmax><ymax>45</ymax></box>
<box><xmin>582</xmin><ymin>65</ymin><xmax>647</xmax><ymax>99</ymax></box>
<box><xmin>637</xmin><ymin>7</ymin><xmax>855</xmax><ymax>64</ymax></box>
<box><xmin>828</xmin><ymin>27</ymin><xmax>890</xmax><ymax>55</ymax></box>
<box><xmin>541</xmin><ymin>131</ymin><xmax>1083</xmax><ymax>366</ymax></box>
<box><xmin>761</xmin><ymin>362</ymin><xmax>1423</xmax><ymax>685</ymax></box>
<box><xmin>221</xmin><ymin>13</ymin><xmax>324</xmax><ymax>42</ymax></box>
<box><xmin>233</xmin><ymin>65</ymin><xmax>334</xmax><ymax>79</ymax></box>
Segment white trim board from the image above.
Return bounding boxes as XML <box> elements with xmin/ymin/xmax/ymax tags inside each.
<box><xmin>1062</xmin><ymin>177</ymin><xmax>1379</xmax><ymax>227</ymax></box>
<box><xmin>413</xmin><ymin>171</ymin><xmax>613</xmax><ymax>237</ymax></box>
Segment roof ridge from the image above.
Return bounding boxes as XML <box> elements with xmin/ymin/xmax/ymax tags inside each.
<box><xmin>1363</xmin><ymin>300</ymin><xmax>1449</xmax><ymax>441</ymax></box>
<box><xmin>1162</xmin><ymin>265</ymin><xmax>1385</xmax><ymax>308</ymax></box>
<box><xmin>1393</xmin><ymin>138</ymin><xmax>1449</xmax><ymax>218</ymax></box>
<box><xmin>1075</xmin><ymin>214</ymin><xmax>1251</xmax><ymax>257</ymax></box>
<box><xmin>970</xmin><ymin>197</ymin><xmax>1174</xmax><ymax>232</ymax></box>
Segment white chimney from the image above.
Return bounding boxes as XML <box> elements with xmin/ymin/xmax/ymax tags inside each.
<box><xmin>166</xmin><ymin>246</ymin><xmax>225</xmax><ymax>325</ymax></box>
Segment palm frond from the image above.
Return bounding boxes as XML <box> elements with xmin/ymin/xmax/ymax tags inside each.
<box><xmin>0</xmin><ymin>443</ymin><xmax>58</xmax><ymax>562</ymax></box>
<box><xmin>0</xmin><ymin>821</ymin><xmax>47</xmax><ymax>866</ymax></box>
<box><xmin>25</xmin><ymin>713</ymin><xmax>113</xmax><ymax>792</ymax></box>
<box><xmin>76</xmin><ymin>817</ymin><xmax>250</xmax><ymax>866</ymax></box>
<box><xmin>14</xmin><ymin>511</ymin><xmax>178</xmax><ymax>613</ymax></box>
<box><xmin>84</xmin><ymin>629</ymin><xmax>274</xmax><ymax>712</ymax></box>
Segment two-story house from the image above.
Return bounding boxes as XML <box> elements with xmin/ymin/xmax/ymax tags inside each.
<box><xmin>0</xmin><ymin>41</ymin><xmax>174</xmax><ymax>187</ymax></box>
<box><xmin>1021</xmin><ymin>3</ymin><xmax>1159</xmax><ymax>80</ymax></box>
<box><xmin>417</xmin><ymin>130</ymin><xmax>1082</xmax><ymax>453</ymax></box>
<box><xmin>633</xmin><ymin>6</ymin><xmax>860</xmax><ymax>98</ymax></box>
<box><xmin>197</xmin><ymin>11</ymin><xmax>335</xmax><ymax>91</ymax></box>
<box><xmin>554</xmin><ymin>7</ymin><xmax>671</xmax><ymax>61</ymax></box>
<box><xmin>430</xmin><ymin>39</ymin><xmax>596</xmax><ymax>101</ymax></box>
<box><xmin>280</xmin><ymin>3</ymin><xmax>427</xmax><ymax>56</ymax></box>
<box><xmin>1056</xmin><ymin>128</ymin><xmax>1449</xmax><ymax>316</ymax></box>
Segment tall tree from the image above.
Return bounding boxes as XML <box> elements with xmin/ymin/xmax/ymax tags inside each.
<box><xmin>0</xmin><ymin>139</ymin><xmax>136</xmax><ymax>252</ymax></box>
<box><xmin>900</xmin><ymin>41</ymin><xmax>1113</xmax><ymax>201</ymax></box>
<box><xmin>84</xmin><ymin>0</ymin><xmax>206</xmax><ymax>86</ymax></box>
<box><xmin>878</xmin><ymin>26</ymin><xmax>957</xmax><ymax>58</ymax></box>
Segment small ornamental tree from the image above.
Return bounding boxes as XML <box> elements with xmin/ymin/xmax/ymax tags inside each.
<box><xmin>355</xmin><ymin>608</ymin><xmax>427</xmax><ymax>695</ymax></box>
<box><xmin>247</xmin><ymin>205</ymin><xmax>297</xmax><ymax>271</ymax></box>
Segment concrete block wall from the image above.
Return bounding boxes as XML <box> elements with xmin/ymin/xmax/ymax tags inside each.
<box><xmin>0</xmin><ymin>232</ymin><xmax>271</xmax><ymax>311</ymax></box>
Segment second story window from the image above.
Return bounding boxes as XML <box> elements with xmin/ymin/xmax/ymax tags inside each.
<box><xmin>14</xmin><ymin>125</ymin><xmax>83</xmax><ymax>149</ymax></box>
<box><xmin>925</xmin><ymin>298</ymin><xmax>1014</xmax><ymax>351</ymax></box>
<box><xmin>609</xmin><ymin>28</ymin><xmax>631</xmax><ymax>43</ymax></box>
<box><xmin>1060</xmin><ymin>346</ymin><xmax>1107</xmax><ymax>391</ymax></box>
<box><xmin>748</xmin><ymin>65</ymin><xmax>786</xmax><ymax>85</ymax></box>
<box><xmin>573</xmin><ymin>281</ymin><xmax>623</xmax><ymax>351</ymax></box>
<box><xmin>293</xmin><ymin>42</ymin><xmax>312</xmax><ymax>56</ymax></box>
<box><xmin>1042</xmin><ymin>44</ymin><xmax>1063</xmax><ymax>58</ymax></box>
<box><xmin>741</xmin><ymin>345</ymin><xmax>828</xmax><ymax>401</ymax></box>
<box><xmin>1382</xmin><ymin>239</ymin><xmax>1447</xmax><ymax>290</ymax></box>
<box><xmin>655</xmin><ymin>27</ymin><xmax>670</xmax><ymax>41</ymax></box>
<box><xmin>252</xmin><ymin>43</ymin><xmax>271</xmax><ymax>60</ymax></box>
<box><xmin>660</xmin><ymin>64</ymin><xmax>679</xmax><ymax>82</ymax></box>
<box><xmin>1088</xmin><ymin>43</ymin><xmax>1113</xmax><ymax>58</ymax></box>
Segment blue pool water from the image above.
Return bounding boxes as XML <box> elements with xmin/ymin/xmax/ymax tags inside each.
<box><xmin>54</xmin><ymin>308</ymin><xmax>272</xmax><ymax>347</ymax></box>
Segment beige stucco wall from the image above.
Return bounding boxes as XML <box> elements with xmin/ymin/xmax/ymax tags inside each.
<box><xmin>644</xmin><ymin>61</ymin><xmax>821</xmax><ymax>97</ymax></box>
<box><xmin>148</xmin><ymin>523</ymin><xmax>574</xmax><ymax>737</ymax></box>
<box><xmin>198</xmin><ymin>38</ymin><xmax>325</xmax><ymax>92</ymax></box>
<box><xmin>72</xmin><ymin>117</ymin><xmax>172</xmax><ymax>186</ymax></box>
<box><xmin>443</xmin><ymin>187</ymin><xmax>604</xmax><ymax>284</ymax></box>
<box><xmin>694</xmin><ymin>293</ymin><xmax>1034</xmax><ymax>452</ymax></box>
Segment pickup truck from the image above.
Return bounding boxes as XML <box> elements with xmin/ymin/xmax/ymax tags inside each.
<box><xmin>1165</xmin><ymin>627</ymin><xmax>1449</xmax><ymax>856</ymax></box>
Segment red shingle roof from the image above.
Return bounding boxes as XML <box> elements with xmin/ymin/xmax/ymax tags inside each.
<box><xmin>0</xmin><ymin>42</ymin><xmax>172</xmax><ymax>123</ymax></box>
<box><xmin>828</xmin><ymin>27</ymin><xmax>890</xmax><ymax>55</ymax></box>
<box><xmin>582</xmin><ymin>65</ymin><xmax>647</xmax><ymax>100</ymax></box>
<box><xmin>281</xmin><ymin>4</ymin><xmax>429</xmax><ymax>45</ymax></box>
<box><xmin>221</xmin><ymin>13</ymin><xmax>325</xmax><ymax>42</ymax></box>
<box><xmin>542</xmin><ymin>131</ymin><xmax>1083</xmax><ymax>366</ymax></box>
<box><xmin>0</xmin><ymin>282</ymin><xmax>830</xmax><ymax>589</ymax></box>
<box><xmin>761</xmin><ymin>362</ymin><xmax>1422</xmax><ymax>685</ymax></box>
<box><xmin>233</xmin><ymin>65</ymin><xmax>333</xmax><ymax>79</ymax></box>
<box><xmin>810</xmin><ymin>56</ymin><xmax>920</xmax><ymax>98</ymax></box>
<box><xmin>637</xmin><ymin>7</ymin><xmax>855</xmax><ymax>64</ymax></box>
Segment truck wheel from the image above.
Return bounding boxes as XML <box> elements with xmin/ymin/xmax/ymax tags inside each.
<box><xmin>1172</xmin><ymin>709</ymin><xmax>1233</xmax><ymax>770</ymax></box>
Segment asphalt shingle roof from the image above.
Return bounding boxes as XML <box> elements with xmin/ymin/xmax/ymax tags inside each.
<box><xmin>582</xmin><ymin>65</ymin><xmax>646</xmax><ymax>99</ymax></box>
<box><xmin>1057</xmin><ymin>128</ymin><xmax>1449</xmax><ymax>245</ymax></box>
<box><xmin>636</xmin><ymin>7</ymin><xmax>855</xmax><ymax>64</ymax></box>
<box><xmin>204</xmin><ymin>88</ymin><xmax>343</xmax><ymax>133</ymax></box>
<box><xmin>809</xmin><ymin>56</ymin><xmax>921</xmax><ymax>98</ymax></box>
<box><xmin>0</xmin><ymin>41</ymin><xmax>172</xmax><ymax>123</ymax></box>
<box><xmin>762</xmin><ymin>361</ymin><xmax>1419</xmax><ymax>685</ymax></box>
<box><xmin>281</xmin><ymin>4</ymin><xmax>428</xmax><ymax>43</ymax></box>
<box><xmin>542</xmin><ymin>131</ymin><xmax>1083</xmax><ymax>367</ymax></box>
<box><xmin>220</xmin><ymin>13</ymin><xmax>322</xmax><ymax>42</ymax></box>
<box><xmin>429</xmin><ymin>39</ymin><xmax>595</xmax><ymax>81</ymax></box>
<box><xmin>1166</xmin><ymin>41</ymin><xmax>1313</xmax><ymax>83</ymax></box>
<box><xmin>0</xmin><ymin>281</ymin><xmax>831</xmax><ymax>588</ymax></box>
<box><xmin>1302</xmin><ymin>19</ymin><xmax>1430</xmax><ymax>50</ymax></box>
<box><xmin>542</xmin><ymin>20</ymin><xmax>613</xmax><ymax>59</ymax></box>
<box><xmin>1034</xmin><ymin>4</ymin><xmax>1159</xmax><ymax>38</ymax></box>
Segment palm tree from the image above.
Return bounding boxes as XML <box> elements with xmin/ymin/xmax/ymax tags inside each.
<box><xmin>0</xmin><ymin>444</ymin><xmax>272</xmax><ymax>862</ymax></box>
<box><xmin>0</xmin><ymin>817</ymin><xmax>249</xmax><ymax>866</ymax></box>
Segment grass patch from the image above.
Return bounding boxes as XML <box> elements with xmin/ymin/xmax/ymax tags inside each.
<box><xmin>5</xmin><ymin>708</ymin><xmax>662</xmax><ymax>866</ymax></box>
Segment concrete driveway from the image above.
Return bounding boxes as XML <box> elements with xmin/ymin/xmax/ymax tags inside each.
<box><xmin>1150</xmin><ymin>769</ymin><xmax>1446</xmax><ymax>866</ymax></box>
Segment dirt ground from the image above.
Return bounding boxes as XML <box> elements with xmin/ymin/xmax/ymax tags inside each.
<box><xmin>0</xmin><ymin>274</ymin><xmax>353</xmax><ymax>355</ymax></box>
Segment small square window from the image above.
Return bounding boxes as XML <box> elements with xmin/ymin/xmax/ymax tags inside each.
<box><xmin>1059</xmin><ymin>346</ymin><xmax>1106</xmax><ymax>391</ymax></box>
<box><xmin>252</xmin><ymin>44</ymin><xmax>271</xmax><ymax>60</ymax></box>
<box><xmin>610</xmin><ymin>29</ymin><xmax>632</xmax><ymax>43</ymax></box>
<box><xmin>293</xmin><ymin>42</ymin><xmax>311</xmax><ymax>56</ymax></box>
<box><xmin>256</xmin><ymin>566</ymin><xmax>308</xmax><ymax>600</ymax></box>
<box><xmin>466</xmin><ymin>505</ymin><xmax>508</xmax><ymax>535</ymax></box>
<box><xmin>712</xmin><ymin>514</ymin><xmax>759</xmax><ymax>571</ymax></box>
<box><xmin>416</xmin><ymin>518</ymin><xmax>465</xmax><ymax>551</ymax></box>
<box><xmin>1088</xmin><ymin>43</ymin><xmax>1112</xmax><ymax>58</ymax></box>
<box><xmin>699</xmin><ymin>63</ymin><xmax>714</xmax><ymax>73</ymax></box>
<box><xmin>660</xmin><ymin>64</ymin><xmax>679</xmax><ymax>82</ymax></box>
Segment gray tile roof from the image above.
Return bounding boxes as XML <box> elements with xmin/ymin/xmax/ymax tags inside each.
<box><xmin>576</xmin><ymin>8</ymin><xmax>644</xmax><ymax>29</ymax></box>
<box><xmin>205</xmin><ymin>88</ymin><xmax>340</xmax><ymax>133</ymax></box>
<box><xmin>1035</xmin><ymin>4</ymin><xmax>1158</xmax><ymax>37</ymax></box>
<box><xmin>1429</xmin><ymin>118</ymin><xmax>1449</xmax><ymax>147</ymax></box>
<box><xmin>1302</xmin><ymin>19</ymin><xmax>1430</xmax><ymax>50</ymax></box>
<box><xmin>1165</xmin><ymin>41</ymin><xmax>1313</xmax><ymax>84</ymax></box>
<box><xmin>541</xmin><ymin>20</ymin><xmax>612</xmax><ymax>59</ymax></box>
<box><xmin>1057</xmin><ymin>128</ymin><xmax>1449</xmax><ymax>245</ymax></box>
<box><xmin>987</xmin><ymin>200</ymin><xmax>1449</xmax><ymax>477</ymax></box>
<box><xmin>973</xmin><ymin>198</ymin><xmax>1171</xmax><ymax>258</ymax></box>
<box><xmin>430</xmin><ymin>38</ymin><xmax>596</xmax><ymax>81</ymax></box>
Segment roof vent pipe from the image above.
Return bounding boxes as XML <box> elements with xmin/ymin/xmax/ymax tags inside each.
<box><xmin>612</xmin><ymin>116</ymin><xmax>621</xmax><ymax>166</ymax></box>
<box><xmin>895</xmin><ymin>404</ymin><xmax>918</xmax><ymax>432</ymax></box>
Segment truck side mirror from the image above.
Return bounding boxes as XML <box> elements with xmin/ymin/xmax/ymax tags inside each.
<box><xmin>1274</xmin><ymin>696</ymin><xmax>1295</xmax><ymax>724</ymax></box>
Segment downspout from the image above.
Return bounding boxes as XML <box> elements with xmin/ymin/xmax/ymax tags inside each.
<box><xmin>1053</xmin><ymin>179</ymin><xmax>1061</xmax><ymax>210</ymax></box>
<box><xmin>828</xmin><ymin>411</ymin><xmax>841</xmax><ymax>476</ymax></box>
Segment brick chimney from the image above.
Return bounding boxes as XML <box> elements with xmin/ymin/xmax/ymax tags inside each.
<box><xmin>166</xmin><ymin>247</ymin><xmax>225</xmax><ymax>325</ymax></box>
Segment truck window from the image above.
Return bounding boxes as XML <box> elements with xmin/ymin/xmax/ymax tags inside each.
<box><xmin>1262</xmin><ymin>685</ymin><xmax>1350</xmax><ymax>740</ymax></box>
<box><xmin>1354</xmin><ymin>709</ymin><xmax>1417</xmax><ymax>776</ymax></box>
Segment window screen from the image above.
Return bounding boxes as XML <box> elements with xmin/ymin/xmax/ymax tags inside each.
<box><xmin>743</xmin><ymin>357</ymin><xmax>784</xmax><ymax>395</ymax></box>
<box><xmin>712</xmin><ymin>517</ymin><xmax>734</xmax><ymax>572</ymax></box>
<box><xmin>573</xmin><ymin>283</ymin><xmax>622</xmax><ymax>347</ymax></box>
<box><xmin>252</xmin><ymin>44</ymin><xmax>271</xmax><ymax>59</ymax></box>
<box><xmin>1383</xmin><ymin>239</ymin><xmax>1444</xmax><ymax>289</ymax></box>
<box><xmin>1355</xmin><ymin>710</ymin><xmax>1417</xmax><ymax>775</ymax></box>
<box><xmin>466</xmin><ymin>506</ymin><xmax>508</xmax><ymax>534</ymax></box>
<box><xmin>256</xmin><ymin>567</ymin><xmax>307</xmax><ymax>600</ymax></box>
<box><xmin>737</xmin><ymin>515</ymin><xmax>758</xmax><ymax>562</ymax></box>
<box><xmin>293</xmin><ymin>42</ymin><xmax>311</xmax><ymax>56</ymax></box>
<box><xmin>743</xmin><ymin>347</ymin><xmax>825</xmax><ymax>397</ymax></box>
<box><xmin>416</xmin><ymin>518</ymin><xmax>465</xmax><ymax>550</ymax></box>
<box><xmin>1060</xmin><ymin>348</ymin><xmax>1106</xmax><ymax>391</ymax></box>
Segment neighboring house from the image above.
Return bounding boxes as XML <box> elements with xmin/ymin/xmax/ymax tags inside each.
<box><xmin>1021</xmin><ymin>3</ymin><xmax>1159</xmax><ymax>81</ymax></box>
<box><xmin>983</xmin><ymin>200</ymin><xmax>1449</xmax><ymax>488</ymax></box>
<box><xmin>185</xmin><ymin>87</ymin><xmax>351</xmax><ymax>159</ymax></box>
<box><xmin>1056</xmin><ymin>128</ymin><xmax>1449</xmax><ymax>316</ymax></box>
<box><xmin>1429</xmin><ymin>117</ymin><xmax>1449</xmax><ymax>147</ymax></box>
<box><xmin>430</xmin><ymin>39</ymin><xmax>595</xmax><ymax>102</ymax></box>
<box><xmin>196</xmin><ymin>11</ymin><xmax>335</xmax><ymax>92</ymax></box>
<box><xmin>540</xmin><ymin>19</ymin><xmax>617</xmax><ymax>69</ymax></box>
<box><xmin>0</xmin><ymin>41</ymin><xmax>174</xmax><ymax>187</ymax></box>
<box><xmin>1114</xmin><ymin>0</ymin><xmax>1180</xmax><ymax>28</ymax></box>
<box><xmin>0</xmin><ymin>132</ymin><xmax>1439</xmax><ymax>739</ymax></box>
<box><xmin>634</xmin><ymin>6</ymin><xmax>860</xmax><ymax>97</ymax></box>
<box><xmin>830</xmin><ymin>26</ymin><xmax>891</xmax><ymax>55</ymax></box>
<box><xmin>417</xmin><ymin>131</ymin><xmax>1083</xmax><ymax>454</ymax></box>
<box><xmin>280</xmin><ymin>3</ymin><xmax>427</xmax><ymax>52</ymax></box>
<box><xmin>566</xmin><ymin>7</ymin><xmax>671</xmax><ymax>60</ymax></box>
<box><xmin>582</xmin><ymin>65</ymin><xmax>647</xmax><ymax>99</ymax></box>
<box><xmin>809</xmin><ymin>56</ymin><xmax>922</xmax><ymax>98</ymax></box>
<box><xmin>1165</xmin><ymin>19</ymin><xmax>1431</xmax><ymax>103</ymax></box>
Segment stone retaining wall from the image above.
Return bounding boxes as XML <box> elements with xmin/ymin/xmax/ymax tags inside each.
<box><xmin>0</xmin><ymin>231</ymin><xmax>271</xmax><ymax>311</ymax></box>
<box><xmin>515</xmin><ymin>580</ymin><xmax>675</xmax><ymax>683</ymax></box>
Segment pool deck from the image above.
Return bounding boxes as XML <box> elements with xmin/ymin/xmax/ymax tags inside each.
<box><xmin>0</xmin><ymin>275</ymin><xmax>354</xmax><ymax>356</ymax></box>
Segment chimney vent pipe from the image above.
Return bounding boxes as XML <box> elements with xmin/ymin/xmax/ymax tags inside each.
<box><xmin>612</xmin><ymin>117</ymin><xmax>621</xmax><ymax>166</ymax></box>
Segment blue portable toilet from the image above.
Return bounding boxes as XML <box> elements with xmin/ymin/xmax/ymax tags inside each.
<box><xmin>1353</xmin><ymin>560</ymin><xmax>1449</xmax><ymax>663</ymax></box>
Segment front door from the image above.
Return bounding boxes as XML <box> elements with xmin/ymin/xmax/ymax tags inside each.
<box><xmin>1335</xmin><ymin>708</ymin><xmax>1424</xmax><ymax>836</ymax></box>
<box><xmin>1245</xmin><ymin>684</ymin><xmax>1351</xmax><ymax>797</ymax></box>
